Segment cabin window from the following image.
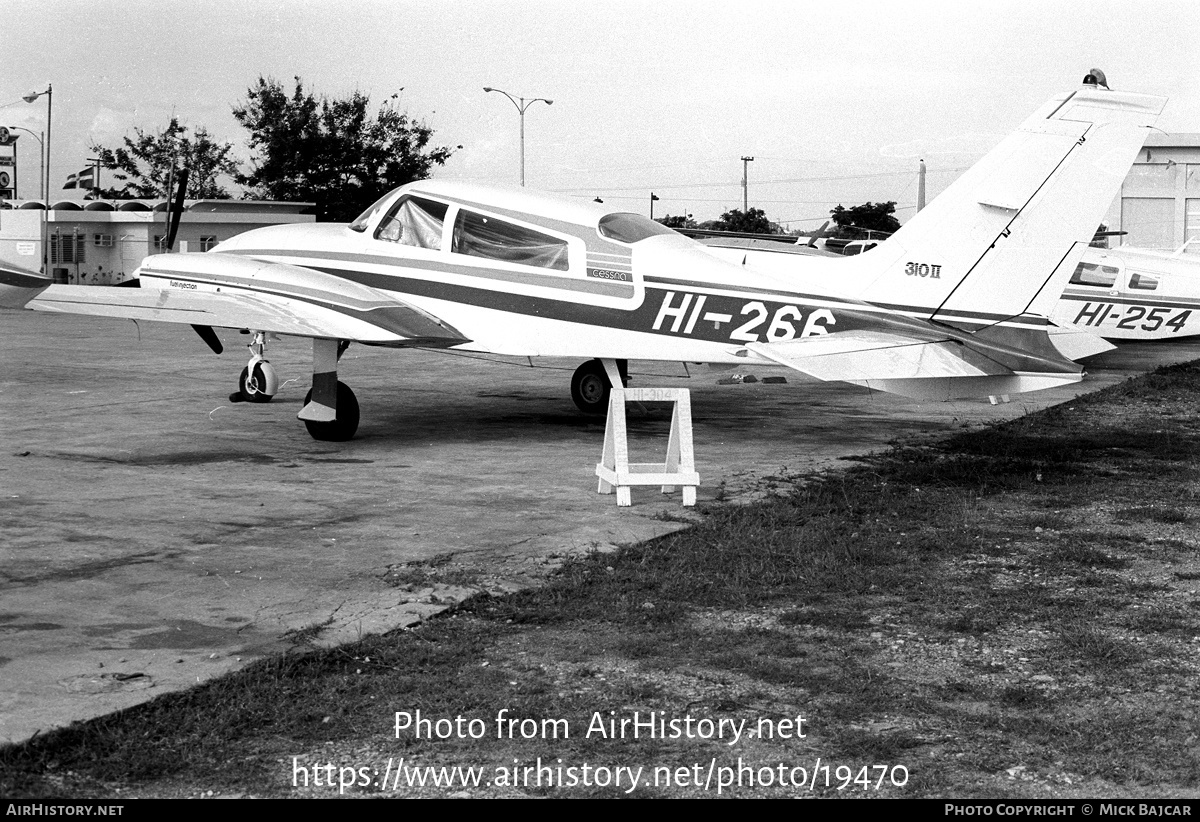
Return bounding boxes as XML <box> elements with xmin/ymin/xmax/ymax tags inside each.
<box><xmin>452</xmin><ymin>210</ymin><xmax>569</xmax><ymax>270</ymax></box>
<box><xmin>598</xmin><ymin>212</ymin><xmax>676</xmax><ymax>244</ymax></box>
<box><xmin>1128</xmin><ymin>272</ymin><xmax>1160</xmax><ymax>291</ymax></box>
<box><xmin>1069</xmin><ymin>262</ymin><xmax>1118</xmax><ymax>288</ymax></box>
<box><xmin>375</xmin><ymin>197</ymin><xmax>448</xmax><ymax>250</ymax></box>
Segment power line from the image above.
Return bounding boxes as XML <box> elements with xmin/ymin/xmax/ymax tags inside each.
<box><xmin>553</xmin><ymin>166</ymin><xmax>968</xmax><ymax>195</ymax></box>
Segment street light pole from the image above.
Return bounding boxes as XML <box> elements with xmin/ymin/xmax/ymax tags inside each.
<box><xmin>483</xmin><ymin>87</ymin><xmax>553</xmax><ymax>187</ymax></box>
<box><xmin>740</xmin><ymin>155</ymin><xmax>754</xmax><ymax>213</ymax></box>
<box><xmin>23</xmin><ymin>85</ymin><xmax>52</xmax><ymax>274</ymax></box>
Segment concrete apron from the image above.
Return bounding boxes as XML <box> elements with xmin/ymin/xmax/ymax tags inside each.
<box><xmin>2</xmin><ymin>311</ymin><xmax>1197</xmax><ymax>744</ymax></box>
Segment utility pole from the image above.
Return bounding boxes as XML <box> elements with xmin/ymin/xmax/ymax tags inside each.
<box><xmin>740</xmin><ymin>156</ymin><xmax>754</xmax><ymax>212</ymax></box>
<box><xmin>917</xmin><ymin>159</ymin><xmax>927</xmax><ymax>212</ymax></box>
<box><xmin>650</xmin><ymin>192</ymin><xmax>659</xmax><ymax>220</ymax></box>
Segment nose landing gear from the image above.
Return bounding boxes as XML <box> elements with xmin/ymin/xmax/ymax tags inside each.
<box><xmin>231</xmin><ymin>331</ymin><xmax>279</xmax><ymax>403</ymax></box>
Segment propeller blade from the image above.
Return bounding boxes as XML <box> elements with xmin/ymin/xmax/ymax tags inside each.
<box><xmin>806</xmin><ymin>220</ymin><xmax>831</xmax><ymax>248</ymax></box>
<box><xmin>190</xmin><ymin>323</ymin><xmax>223</xmax><ymax>354</ymax></box>
<box><xmin>165</xmin><ymin>168</ymin><xmax>189</xmax><ymax>252</ymax></box>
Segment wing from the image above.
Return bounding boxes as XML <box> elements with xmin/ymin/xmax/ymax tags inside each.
<box><xmin>0</xmin><ymin>261</ymin><xmax>52</xmax><ymax>309</ymax></box>
<box><xmin>24</xmin><ymin>252</ymin><xmax>468</xmax><ymax>347</ymax></box>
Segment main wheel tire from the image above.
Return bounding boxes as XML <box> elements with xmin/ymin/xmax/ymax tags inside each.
<box><xmin>238</xmin><ymin>364</ymin><xmax>274</xmax><ymax>403</ymax></box>
<box><xmin>571</xmin><ymin>360</ymin><xmax>611</xmax><ymax>415</ymax></box>
<box><xmin>301</xmin><ymin>382</ymin><xmax>360</xmax><ymax>441</ymax></box>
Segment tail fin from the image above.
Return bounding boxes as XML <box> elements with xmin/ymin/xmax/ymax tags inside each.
<box><xmin>850</xmin><ymin>78</ymin><xmax>1166</xmax><ymax>326</ymax></box>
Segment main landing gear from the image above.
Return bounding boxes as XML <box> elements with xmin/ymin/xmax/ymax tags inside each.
<box><xmin>570</xmin><ymin>358</ymin><xmax>629</xmax><ymax>415</ymax></box>
<box><xmin>296</xmin><ymin>338</ymin><xmax>359</xmax><ymax>441</ymax></box>
<box><xmin>301</xmin><ymin>381</ymin><xmax>359</xmax><ymax>442</ymax></box>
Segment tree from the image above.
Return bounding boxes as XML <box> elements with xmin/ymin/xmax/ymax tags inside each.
<box><xmin>90</xmin><ymin>118</ymin><xmax>238</xmax><ymax>199</ymax></box>
<box><xmin>712</xmin><ymin>207</ymin><xmax>775</xmax><ymax>234</ymax></box>
<box><xmin>829</xmin><ymin>201</ymin><xmax>900</xmax><ymax>239</ymax></box>
<box><xmin>233</xmin><ymin>76</ymin><xmax>457</xmax><ymax>222</ymax></box>
<box><xmin>656</xmin><ymin>214</ymin><xmax>696</xmax><ymax>229</ymax></box>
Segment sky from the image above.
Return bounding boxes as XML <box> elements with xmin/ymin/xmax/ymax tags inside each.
<box><xmin>4</xmin><ymin>0</ymin><xmax>1200</xmax><ymax>228</ymax></box>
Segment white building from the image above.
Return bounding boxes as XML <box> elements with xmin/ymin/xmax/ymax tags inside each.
<box><xmin>0</xmin><ymin>198</ymin><xmax>314</xmax><ymax>283</ymax></box>
<box><xmin>1103</xmin><ymin>133</ymin><xmax>1200</xmax><ymax>252</ymax></box>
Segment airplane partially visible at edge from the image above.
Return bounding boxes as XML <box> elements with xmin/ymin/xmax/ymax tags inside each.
<box><xmin>0</xmin><ymin>72</ymin><xmax>1167</xmax><ymax>442</ymax></box>
<box><xmin>1052</xmin><ymin>242</ymin><xmax>1200</xmax><ymax>340</ymax></box>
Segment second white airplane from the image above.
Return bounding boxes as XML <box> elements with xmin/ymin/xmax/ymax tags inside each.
<box><xmin>1053</xmin><ymin>243</ymin><xmax>1200</xmax><ymax>340</ymax></box>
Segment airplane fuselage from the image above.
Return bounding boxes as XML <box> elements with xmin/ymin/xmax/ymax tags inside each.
<box><xmin>1053</xmin><ymin>245</ymin><xmax>1200</xmax><ymax>340</ymax></box>
<box><xmin>202</xmin><ymin>182</ymin><xmax>1067</xmax><ymax>381</ymax></box>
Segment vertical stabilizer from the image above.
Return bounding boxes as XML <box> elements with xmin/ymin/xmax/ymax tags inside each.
<box><xmin>853</xmin><ymin>79</ymin><xmax>1165</xmax><ymax>327</ymax></box>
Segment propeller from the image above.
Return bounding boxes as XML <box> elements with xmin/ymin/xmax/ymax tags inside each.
<box><xmin>804</xmin><ymin>220</ymin><xmax>831</xmax><ymax>248</ymax></box>
<box><xmin>165</xmin><ymin>167</ymin><xmax>189</xmax><ymax>252</ymax></box>
<box><xmin>163</xmin><ymin>166</ymin><xmax>221</xmax><ymax>354</ymax></box>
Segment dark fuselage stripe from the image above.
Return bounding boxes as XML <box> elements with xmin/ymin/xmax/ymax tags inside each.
<box><xmin>1059</xmin><ymin>290</ymin><xmax>1200</xmax><ymax>311</ymax></box>
<box><xmin>226</xmin><ymin>248</ymin><xmax>635</xmax><ymax>299</ymax></box>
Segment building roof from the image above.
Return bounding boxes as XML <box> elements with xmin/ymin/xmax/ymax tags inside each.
<box><xmin>0</xmin><ymin>198</ymin><xmax>315</xmax><ymax>213</ymax></box>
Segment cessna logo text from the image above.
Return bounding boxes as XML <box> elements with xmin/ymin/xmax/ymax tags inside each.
<box><xmin>587</xmin><ymin>268</ymin><xmax>630</xmax><ymax>282</ymax></box>
<box><xmin>905</xmin><ymin>262</ymin><xmax>942</xmax><ymax>279</ymax></box>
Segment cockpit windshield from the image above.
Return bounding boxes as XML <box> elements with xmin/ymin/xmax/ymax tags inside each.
<box><xmin>597</xmin><ymin>213</ymin><xmax>678</xmax><ymax>244</ymax></box>
<box><xmin>349</xmin><ymin>191</ymin><xmax>398</xmax><ymax>232</ymax></box>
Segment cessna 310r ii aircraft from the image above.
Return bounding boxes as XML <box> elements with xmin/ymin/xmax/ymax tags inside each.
<box><xmin>0</xmin><ymin>73</ymin><xmax>1166</xmax><ymax>442</ymax></box>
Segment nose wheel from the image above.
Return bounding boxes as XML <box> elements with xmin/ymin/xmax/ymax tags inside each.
<box><xmin>231</xmin><ymin>331</ymin><xmax>279</xmax><ymax>403</ymax></box>
<box><xmin>238</xmin><ymin>361</ymin><xmax>277</xmax><ymax>403</ymax></box>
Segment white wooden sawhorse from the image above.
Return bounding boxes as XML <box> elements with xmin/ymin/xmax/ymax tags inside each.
<box><xmin>595</xmin><ymin>384</ymin><xmax>700</xmax><ymax>507</ymax></box>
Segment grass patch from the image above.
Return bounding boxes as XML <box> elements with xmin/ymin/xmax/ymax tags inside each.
<box><xmin>1056</xmin><ymin>623</ymin><xmax>1142</xmax><ymax>668</ymax></box>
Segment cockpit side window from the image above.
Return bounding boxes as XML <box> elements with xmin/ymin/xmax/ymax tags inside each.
<box><xmin>1069</xmin><ymin>262</ymin><xmax>1119</xmax><ymax>288</ymax></box>
<box><xmin>451</xmin><ymin>210</ymin><xmax>569</xmax><ymax>270</ymax></box>
<box><xmin>375</xmin><ymin>197</ymin><xmax>449</xmax><ymax>249</ymax></box>
<box><xmin>1128</xmin><ymin>271</ymin><xmax>1160</xmax><ymax>291</ymax></box>
<box><xmin>597</xmin><ymin>213</ymin><xmax>677</xmax><ymax>243</ymax></box>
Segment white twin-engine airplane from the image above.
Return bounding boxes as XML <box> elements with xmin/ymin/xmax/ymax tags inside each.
<box><xmin>0</xmin><ymin>75</ymin><xmax>1166</xmax><ymax>442</ymax></box>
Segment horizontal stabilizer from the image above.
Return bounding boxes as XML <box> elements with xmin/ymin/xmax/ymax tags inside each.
<box><xmin>745</xmin><ymin>331</ymin><xmax>1007</xmax><ymax>383</ymax></box>
<box><xmin>1047</xmin><ymin>321</ymin><xmax>1117</xmax><ymax>360</ymax></box>
<box><xmin>848</xmin><ymin>373</ymin><xmax>1082</xmax><ymax>401</ymax></box>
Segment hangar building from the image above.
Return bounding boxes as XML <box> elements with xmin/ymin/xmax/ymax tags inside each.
<box><xmin>0</xmin><ymin>199</ymin><xmax>314</xmax><ymax>283</ymax></box>
<box><xmin>1102</xmin><ymin>134</ymin><xmax>1200</xmax><ymax>252</ymax></box>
